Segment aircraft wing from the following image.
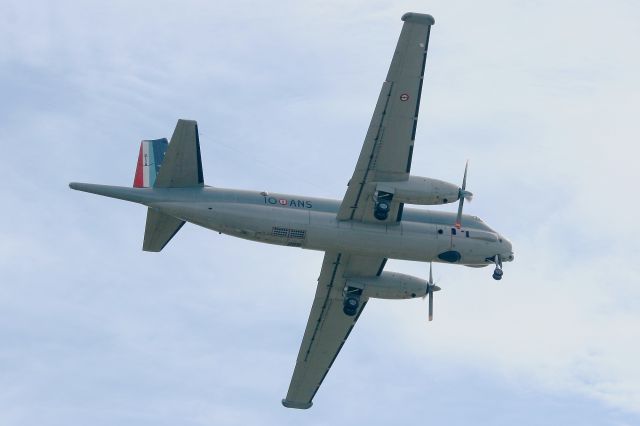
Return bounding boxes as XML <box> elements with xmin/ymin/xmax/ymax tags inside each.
<box><xmin>282</xmin><ymin>252</ymin><xmax>386</xmax><ymax>409</ymax></box>
<box><xmin>337</xmin><ymin>13</ymin><xmax>435</xmax><ymax>223</ymax></box>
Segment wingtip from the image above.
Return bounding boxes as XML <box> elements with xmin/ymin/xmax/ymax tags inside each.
<box><xmin>281</xmin><ymin>399</ymin><xmax>313</xmax><ymax>409</ymax></box>
<box><xmin>401</xmin><ymin>12</ymin><xmax>435</xmax><ymax>26</ymax></box>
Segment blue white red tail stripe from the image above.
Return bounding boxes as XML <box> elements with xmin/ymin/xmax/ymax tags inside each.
<box><xmin>133</xmin><ymin>139</ymin><xmax>169</xmax><ymax>188</ymax></box>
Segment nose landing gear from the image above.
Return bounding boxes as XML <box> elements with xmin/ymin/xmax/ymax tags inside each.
<box><xmin>492</xmin><ymin>254</ymin><xmax>503</xmax><ymax>280</ymax></box>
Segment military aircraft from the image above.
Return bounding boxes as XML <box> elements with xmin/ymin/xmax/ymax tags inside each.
<box><xmin>70</xmin><ymin>12</ymin><xmax>514</xmax><ymax>409</ymax></box>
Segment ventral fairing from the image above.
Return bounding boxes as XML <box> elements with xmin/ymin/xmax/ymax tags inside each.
<box><xmin>71</xmin><ymin>12</ymin><xmax>514</xmax><ymax>409</ymax></box>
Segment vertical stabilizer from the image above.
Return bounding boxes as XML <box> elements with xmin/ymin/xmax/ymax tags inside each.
<box><xmin>132</xmin><ymin>120</ymin><xmax>203</xmax><ymax>252</ymax></box>
<box><xmin>154</xmin><ymin>120</ymin><xmax>204</xmax><ymax>188</ymax></box>
<box><xmin>133</xmin><ymin>139</ymin><xmax>169</xmax><ymax>188</ymax></box>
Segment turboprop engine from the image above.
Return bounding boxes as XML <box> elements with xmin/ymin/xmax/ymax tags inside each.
<box><xmin>376</xmin><ymin>176</ymin><xmax>461</xmax><ymax>205</ymax></box>
<box><xmin>346</xmin><ymin>272</ymin><xmax>428</xmax><ymax>299</ymax></box>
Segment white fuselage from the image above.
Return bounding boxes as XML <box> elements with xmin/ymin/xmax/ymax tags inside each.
<box><xmin>149</xmin><ymin>187</ymin><xmax>513</xmax><ymax>266</ymax></box>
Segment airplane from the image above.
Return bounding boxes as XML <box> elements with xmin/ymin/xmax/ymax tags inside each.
<box><xmin>70</xmin><ymin>12</ymin><xmax>514</xmax><ymax>409</ymax></box>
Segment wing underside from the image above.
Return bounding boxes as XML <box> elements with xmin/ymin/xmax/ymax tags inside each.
<box><xmin>283</xmin><ymin>12</ymin><xmax>435</xmax><ymax>410</ymax></box>
<box><xmin>337</xmin><ymin>13</ymin><xmax>435</xmax><ymax>224</ymax></box>
<box><xmin>282</xmin><ymin>252</ymin><xmax>385</xmax><ymax>409</ymax></box>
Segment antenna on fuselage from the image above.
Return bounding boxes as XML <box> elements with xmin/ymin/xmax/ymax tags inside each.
<box><xmin>455</xmin><ymin>161</ymin><xmax>473</xmax><ymax>229</ymax></box>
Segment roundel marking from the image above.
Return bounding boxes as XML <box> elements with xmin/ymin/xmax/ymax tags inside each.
<box><xmin>400</xmin><ymin>93</ymin><xmax>409</xmax><ymax>101</ymax></box>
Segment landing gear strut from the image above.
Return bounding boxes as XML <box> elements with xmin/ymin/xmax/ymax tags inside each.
<box><xmin>492</xmin><ymin>254</ymin><xmax>503</xmax><ymax>280</ymax></box>
<box><xmin>343</xmin><ymin>286</ymin><xmax>363</xmax><ymax>316</ymax></box>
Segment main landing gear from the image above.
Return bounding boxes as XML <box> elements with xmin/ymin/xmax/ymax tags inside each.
<box><xmin>492</xmin><ymin>254</ymin><xmax>503</xmax><ymax>281</ymax></box>
<box><xmin>343</xmin><ymin>286</ymin><xmax>363</xmax><ymax>316</ymax></box>
<box><xmin>373</xmin><ymin>191</ymin><xmax>393</xmax><ymax>221</ymax></box>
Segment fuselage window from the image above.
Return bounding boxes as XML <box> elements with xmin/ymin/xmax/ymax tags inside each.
<box><xmin>465</xmin><ymin>231</ymin><xmax>469</xmax><ymax>238</ymax></box>
<box><xmin>451</xmin><ymin>228</ymin><xmax>456</xmax><ymax>235</ymax></box>
<box><xmin>437</xmin><ymin>229</ymin><xmax>443</xmax><ymax>235</ymax></box>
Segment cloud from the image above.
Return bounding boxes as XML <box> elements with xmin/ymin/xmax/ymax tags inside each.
<box><xmin>1</xmin><ymin>0</ymin><xmax>639</xmax><ymax>424</ymax></box>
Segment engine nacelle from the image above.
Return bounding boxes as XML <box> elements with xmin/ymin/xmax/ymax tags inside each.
<box><xmin>347</xmin><ymin>271</ymin><xmax>427</xmax><ymax>300</ymax></box>
<box><xmin>376</xmin><ymin>176</ymin><xmax>459</xmax><ymax>205</ymax></box>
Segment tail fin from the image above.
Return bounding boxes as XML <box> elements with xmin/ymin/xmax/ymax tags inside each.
<box><xmin>133</xmin><ymin>139</ymin><xmax>169</xmax><ymax>188</ymax></box>
<box><xmin>154</xmin><ymin>119</ymin><xmax>204</xmax><ymax>188</ymax></box>
<box><xmin>73</xmin><ymin>119</ymin><xmax>202</xmax><ymax>252</ymax></box>
<box><xmin>139</xmin><ymin>119</ymin><xmax>202</xmax><ymax>251</ymax></box>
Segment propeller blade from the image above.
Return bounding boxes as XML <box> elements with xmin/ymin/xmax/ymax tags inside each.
<box><xmin>428</xmin><ymin>289</ymin><xmax>434</xmax><ymax>321</ymax></box>
<box><xmin>426</xmin><ymin>262</ymin><xmax>440</xmax><ymax>321</ymax></box>
<box><xmin>455</xmin><ymin>161</ymin><xmax>470</xmax><ymax>229</ymax></box>
<box><xmin>461</xmin><ymin>160</ymin><xmax>468</xmax><ymax>190</ymax></box>
<box><xmin>455</xmin><ymin>197</ymin><xmax>465</xmax><ymax>229</ymax></box>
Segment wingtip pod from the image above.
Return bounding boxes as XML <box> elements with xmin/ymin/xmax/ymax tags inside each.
<box><xmin>281</xmin><ymin>399</ymin><xmax>313</xmax><ymax>410</ymax></box>
<box><xmin>401</xmin><ymin>12</ymin><xmax>435</xmax><ymax>25</ymax></box>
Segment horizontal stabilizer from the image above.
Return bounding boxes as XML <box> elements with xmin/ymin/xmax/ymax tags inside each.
<box><xmin>154</xmin><ymin>119</ymin><xmax>204</xmax><ymax>188</ymax></box>
<box><xmin>69</xmin><ymin>182</ymin><xmax>155</xmax><ymax>204</ymax></box>
<box><xmin>143</xmin><ymin>208</ymin><xmax>185</xmax><ymax>252</ymax></box>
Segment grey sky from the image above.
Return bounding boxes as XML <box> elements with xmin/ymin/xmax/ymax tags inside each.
<box><xmin>1</xmin><ymin>0</ymin><xmax>639</xmax><ymax>424</ymax></box>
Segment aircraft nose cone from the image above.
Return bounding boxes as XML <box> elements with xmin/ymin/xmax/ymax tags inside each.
<box><xmin>501</xmin><ymin>236</ymin><xmax>514</xmax><ymax>261</ymax></box>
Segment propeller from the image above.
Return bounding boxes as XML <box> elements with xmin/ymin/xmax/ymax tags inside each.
<box><xmin>426</xmin><ymin>263</ymin><xmax>441</xmax><ymax>321</ymax></box>
<box><xmin>455</xmin><ymin>161</ymin><xmax>473</xmax><ymax>229</ymax></box>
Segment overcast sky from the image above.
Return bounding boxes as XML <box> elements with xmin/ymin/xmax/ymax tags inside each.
<box><xmin>1</xmin><ymin>0</ymin><xmax>639</xmax><ymax>425</ymax></box>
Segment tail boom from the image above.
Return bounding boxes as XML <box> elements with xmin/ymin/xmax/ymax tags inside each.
<box><xmin>71</xmin><ymin>118</ymin><xmax>203</xmax><ymax>253</ymax></box>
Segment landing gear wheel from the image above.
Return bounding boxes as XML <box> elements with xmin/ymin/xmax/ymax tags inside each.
<box><xmin>343</xmin><ymin>285</ymin><xmax>363</xmax><ymax>316</ymax></box>
<box><xmin>374</xmin><ymin>201</ymin><xmax>390</xmax><ymax>221</ymax></box>
<box><xmin>373</xmin><ymin>191</ymin><xmax>393</xmax><ymax>221</ymax></box>
<box><xmin>492</xmin><ymin>254</ymin><xmax>503</xmax><ymax>281</ymax></box>
<box><xmin>343</xmin><ymin>296</ymin><xmax>359</xmax><ymax>316</ymax></box>
<box><xmin>342</xmin><ymin>296</ymin><xmax>360</xmax><ymax>317</ymax></box>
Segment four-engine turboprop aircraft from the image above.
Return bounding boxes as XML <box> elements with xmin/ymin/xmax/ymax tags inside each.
<box><xmin>70</xmin><ymin>12</ymin><xmax>514</xmax><ymax>409</ymax></box>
